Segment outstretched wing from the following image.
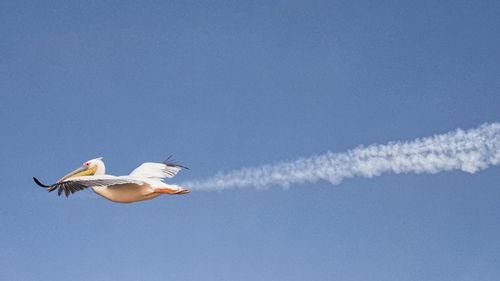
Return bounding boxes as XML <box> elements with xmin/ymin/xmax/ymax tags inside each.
<box><xmin>130</xmin><ymin>157</ymin><xmax>188</xmax><ymax>180</ymax></box>
<box><xmin>33</xmin><ymin>175</ymin><xmax>145</xmax><ymax>197</ymax></box>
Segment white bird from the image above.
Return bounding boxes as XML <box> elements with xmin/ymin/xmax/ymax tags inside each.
<box><xmin>33</xmin><ymin>157</ymin><xmax>190</xmax><ymax>203</ymax></box>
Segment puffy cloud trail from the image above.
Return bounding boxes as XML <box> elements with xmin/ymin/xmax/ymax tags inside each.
<box><xmin>183</xmin><ymin>123</ymin><xmax>500</xmax><ymax>191</ymax></box>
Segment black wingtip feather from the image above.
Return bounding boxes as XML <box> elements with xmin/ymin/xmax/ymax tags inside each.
<box><xmin>163</xmin><ymin>155</ymin><xmax>190</xmax><ymax>170</ymax></box>
<box><xmin>33</xmin><ymin>177</ymin><xmax>50</xmax><ymax>188</ymax></box>
<box><xmin>34</xmin><ymin>177</ymin><xmax>85</xmax><ymax>198</ymax></box>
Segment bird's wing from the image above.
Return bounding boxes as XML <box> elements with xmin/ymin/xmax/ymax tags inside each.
<box><xmin>33</xmin><ymin>175</ymin><xmax>145</xmax><ymax>197</ymax></box>
<box><xmin>129</xmin><ymin>157</ymin><xmax>188</xmax><ymax>180</ymax></box>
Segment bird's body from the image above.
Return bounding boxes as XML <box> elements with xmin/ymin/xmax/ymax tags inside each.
<box><xmin>92</xmin><ymin>180</ymin><xmax>161</xmax><ymax>203</ymax></box>
<box><xmin>33</xmin><ymin>157</ymin><xmax>190</xmax><ymax>203</ymax></box>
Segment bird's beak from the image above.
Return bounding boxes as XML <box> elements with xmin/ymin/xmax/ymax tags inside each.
<box><xmin>56</xmin><ymin>165</ymin><xmax>96</xmax><ymax>183</ymax></box>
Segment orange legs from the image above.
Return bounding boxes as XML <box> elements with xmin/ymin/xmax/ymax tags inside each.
<box><xmin>154</xmin><ymin>187</ymin><xmax>190</xmax><ymax>195</ymax></box>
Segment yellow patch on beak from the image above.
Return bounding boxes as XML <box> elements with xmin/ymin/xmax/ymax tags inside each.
<box><xmin>71</xmin><ymin>166</ymin><xmax>97</xmax><ymax>177</ymax></box>
<box><xmin>57</xmin><ymin>166</ymin><xmax>97</xmax><ymax>183</ymax></box>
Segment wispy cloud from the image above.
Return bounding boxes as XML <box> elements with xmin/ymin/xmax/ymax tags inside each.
<box><xmin>183</xmin><ymin>123</ymin><xmax>500</xmax><ymax>191</ymax></box>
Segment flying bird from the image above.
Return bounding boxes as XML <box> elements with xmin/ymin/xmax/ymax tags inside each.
<box><xmin>33</xmin><ymin>157</ymin><xmax>190</xmax><ymax>203</ymax></box>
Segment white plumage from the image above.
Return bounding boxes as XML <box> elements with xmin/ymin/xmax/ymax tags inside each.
<box><xmin>130</xmin><ymin>162</ymin><xmax>182</xmax><ymax>179</ymax></box>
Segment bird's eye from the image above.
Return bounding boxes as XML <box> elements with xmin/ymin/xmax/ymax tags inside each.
<box><xmin>85</xmin><ymin>163</ymin><xmax>89</xmax><ymax>166</ymax></box>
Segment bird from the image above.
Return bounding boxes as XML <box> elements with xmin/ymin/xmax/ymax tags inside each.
<box><xmin>33</xmin><ymin>156</ymin><xmax>190</xmax><ymax>203</ymax></box>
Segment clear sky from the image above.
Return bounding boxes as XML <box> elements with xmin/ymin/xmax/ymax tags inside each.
<box><xmin>1</xmin><ymin>1</ymin><xmax>500</xmax><ymax>280</ymax></box>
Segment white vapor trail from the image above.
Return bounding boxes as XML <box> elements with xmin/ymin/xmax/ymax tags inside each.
<box><xmin>183</xmin><ymin>123</ymin><xmax>500</xmax><ymax>191</ymax></box>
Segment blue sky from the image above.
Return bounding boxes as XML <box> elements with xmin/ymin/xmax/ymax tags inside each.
<box><xmin>1</xmin><ymin>1</ymin><xmax>500</xmax><ymax>280</ymax></box>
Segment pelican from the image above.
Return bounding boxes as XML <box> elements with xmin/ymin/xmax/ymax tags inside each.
<box><xmin>33</xmin><ymin>157</ymin><xmax>190</xmax><ymax>203</ymax></box>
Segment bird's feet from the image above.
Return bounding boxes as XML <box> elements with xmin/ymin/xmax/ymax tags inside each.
<box><xmin>175</xmin><ymin>188</ymin><xmax>190</xmax><ymax>195</ymax></box>
<box><xmin>154</xmin><ymin>187</ymin><xmax>190</xmax><ymax>195</ymax></box>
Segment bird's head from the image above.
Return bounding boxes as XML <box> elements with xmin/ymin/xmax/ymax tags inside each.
<box><xmin>56</xmin><ymin>157</ymin><xmax>105</xmax><ymax>183</ymax></box>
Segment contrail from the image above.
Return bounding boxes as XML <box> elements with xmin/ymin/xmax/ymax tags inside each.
<box><xmin>183</xmin><ymin>123</ymin><xmax>500</xmax><ymax>191</ymax></box>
